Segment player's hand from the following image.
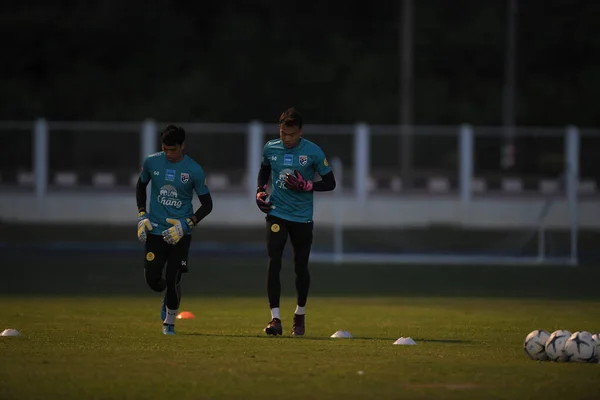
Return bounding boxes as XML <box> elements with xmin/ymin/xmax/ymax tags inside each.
<box><xmin>162</xmin><ymin>217</ymin><xmax>194</xmax><ymax>245</ymax></box>
<box><xmin>137</xmin><ymin>211</ymin><xmax>153</xmax><ymax>243</ymax></box>
<box><xmin>284</xmin><ymin>170</ymin><xmax>313</xmax><ymax>191</ymax></box>
<box><xmin>256</xmin><ymin>185</ymin><xmax>272</xmax><ymax>213</ymax></box>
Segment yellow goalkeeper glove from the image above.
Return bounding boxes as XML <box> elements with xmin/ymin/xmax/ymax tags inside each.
<box><xmin>162</xmin><ymin>217</ymin><xmax>194</xmax><ymax>245</ymax></box>
<box><xmin>137</xmin><ymin>211</ymin><xmax>153</xmax><ymax>243</ymax></box>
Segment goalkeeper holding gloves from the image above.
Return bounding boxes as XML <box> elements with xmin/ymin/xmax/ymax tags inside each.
<box><xmin>255</xmin><ymin>107</ymin><xmax>336</xmax><ymax>337</ymax></box>
<box><xmin>136</xmin><ymin>124</ymin><xmax>213</xmax><ymax>335</ymax></box>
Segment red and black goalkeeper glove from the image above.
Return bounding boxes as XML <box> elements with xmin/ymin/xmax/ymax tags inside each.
<box><xmin>256</xmin><ymin>185</ymin><xmax>272</xmax><ymax>213</ymax></box>
<box><xmin>284</xmin><ymin>170</ymin><xmax>313</xmax><ymax>191</ymax></box>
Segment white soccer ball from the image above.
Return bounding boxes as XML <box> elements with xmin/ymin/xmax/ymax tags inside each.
<box><xmin>564</xmin><ymin>331</ymin><xmax>597</xmax><ymax>363</ymax></box>
<box><xmin>545</xmin><ymin>330</ymin><xmax>572</xmax><ymax>361</ymax></box>
<box><xmin>523</xmin><ymin>330</ymin><xmax>550</xmax><ymax>360</ymax></box>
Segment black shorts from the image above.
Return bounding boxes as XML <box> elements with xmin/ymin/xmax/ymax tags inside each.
<box><xmin>266</xmin><ymin>214</ymin><xmax>313</xmax><ymax>254</ymax></box>
<box><xmin>144</xmin><ymin>233</ymin><xmax>192</xmax><ymax>273</ymax></box>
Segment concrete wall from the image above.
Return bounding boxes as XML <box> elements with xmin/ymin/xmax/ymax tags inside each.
<box><xmin>1</xmin><ymin>191</ymin><xmax>598</xmax><ymax>229</ymax></box>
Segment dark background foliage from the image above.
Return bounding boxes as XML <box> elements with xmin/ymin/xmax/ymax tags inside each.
<box><xmin>1</xmin><ymin>0</ymin><xmax>597</xmax><ymax>126</ymax></box>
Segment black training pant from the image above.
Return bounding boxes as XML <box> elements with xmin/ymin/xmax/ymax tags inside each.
<box><xmin>144</xmin><ymin>234</ymin><xmax>191</xmax><ymax>310</ymax></box>
<box><xmin>265</xmin><ymin>214</ymin><xmax>313</xmax><ymax>310</ymax></box>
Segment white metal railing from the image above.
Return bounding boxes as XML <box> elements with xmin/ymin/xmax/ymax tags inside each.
<box><xmin>0</xmin><ymin>119</ymin><xmax>589</xmax><ymax>205</ymax></box>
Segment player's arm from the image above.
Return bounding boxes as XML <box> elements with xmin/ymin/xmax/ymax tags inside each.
<box><xmin>285</xmin><ymin>148</ymin><xmax>336</xmax><ymax>192</ymax></box>
<box><xmin>312</xmin><ymin>149</ymin><xmax>335</xmax><ymax>192</ymax></box>
<box><xmin>164</xmin><ymin>193</ymin><xmax>213</xmax><ymax>245</ymax></box>
<box><xmin>191</xmin><ymin>192</ymin><xmax>213</xmax><ymax>225</ymax></box>
<box><xmin>256</xmin><ymin>145</ymin><xmax>272</xmax><ymax>213</ymax></box>
<box><xmin>136</xmin><ymin>159</ymin><xmax>153</xmax><ymax>242</ymax></box>
<box><xmin>191</xmin><ymin>168</ymin><xmax>212</xmax><ymax>225</ymax></box>
<box><xmin>312</xmin><ymin>171</ymin><xmax>336</xmax><ymax>192</ymax></box>
<box><xmin>162</xmin><ymin>167</ymin><xmax>212</xmax><ymax>245</ymax></box>
<box><xmin>257</xmin><ymin>163</ymin><xmax>271</xmax><ymax>188</ymax></box>
<box><xmin>136</xmin><ymin>177</ymin><xmax>149</xmax><ymax>212</ymax></box>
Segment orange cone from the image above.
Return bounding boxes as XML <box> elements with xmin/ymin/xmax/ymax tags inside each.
<box><xmin>176</xmin><ymin>311</ymin><xmax>195</xmax><ymax>319</ymax></box>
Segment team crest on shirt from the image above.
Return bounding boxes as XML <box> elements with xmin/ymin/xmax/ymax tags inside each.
<box><xmin>299</xmin><ymin>155</ymin><xmax>308</xmax><ymax>166</ymax></box>
<box><xmin>180</xmin><ymin>173</ymin><xmax>189</xmax><ymax>184</ymax></box>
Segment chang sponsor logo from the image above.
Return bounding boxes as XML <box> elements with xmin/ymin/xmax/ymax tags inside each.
<box><xmin>275</xmin><ymin>168</ymin><xmax>294</xmax><ymax>189</ymax></box>
<box><xmin>158</xmin><ymin>184</ymin><xmax>182</xmax><ymax>208</ymax></box>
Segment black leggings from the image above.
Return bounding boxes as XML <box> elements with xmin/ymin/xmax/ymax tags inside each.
<box><xmin>265</xmin><ymin>215</ymin><xmax>313</xmax><ymax>309</ymax></box>
<box><xmin>144</xmin><ymin>234</ymin><xmax>191</xmax><ymax>310</ymax></box>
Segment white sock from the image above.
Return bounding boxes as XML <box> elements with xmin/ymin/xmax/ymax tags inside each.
<box><xmin>295</xmin><ymin>305</ymin><xmax>306</xmax><ymax>315</ymax></box>
<box><xmin>271</xmin><ymin>307</ymin><xmax>280</xmax><ymax>320</ymax></box>
<box><xmin>164</xmin><ymin>307</ymin><xmax>178</xmax><ymax>325</ymax></box>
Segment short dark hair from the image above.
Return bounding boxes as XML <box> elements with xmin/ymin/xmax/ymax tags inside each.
<box><xmin>278</xmin><ymin>107</ymin><xmax>303</xmax><ymax>129</ymax></box>
<box><xmin>161</xmin><ymin>124</ymin><xmax>185</xmax><ymax>146</ymax></box>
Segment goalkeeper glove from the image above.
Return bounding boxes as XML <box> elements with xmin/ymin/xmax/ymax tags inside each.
<box><xmin>256</xmin><ymin>185</ymin><xmax>272</xmax><ymax>213</ymax></box>
<box><xmin>162</xmin><ymin>217</ymin><xmax>194</xmax><ymax>245</ymax></box>
<box><xmin>137</xmin><ymin>211</ymin><xmax>153</xmax><ymax>243</ymax></box>
<box><xmin>284</xmin><ymin>170</ymin><xmax>313</xmax><ymax>191</ymax></box>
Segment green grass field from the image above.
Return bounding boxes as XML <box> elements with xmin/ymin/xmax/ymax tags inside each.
<box><xmin>1</xmin><ymin>295</ymin><xmax>599</xmax><ymax>400</ymax></box>
<box><xmin>1</xmin><ymin>248</ymin><xmax>600</xmax><ymax>399</ymax></box>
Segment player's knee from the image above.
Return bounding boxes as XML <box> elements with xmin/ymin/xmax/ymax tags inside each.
<box><xmin>294</xmin><ymin>262</ymin><xmax>310</xmax><ymax>277</ymax></box>
<box><xmin>293</xmin><ymin>250</ymin><xmax>310</xmax><ymax>267</ymax></box>
<box><xmin>267</xmin><ymin>246</ymin><xmax>285</xmax><ymax>259</ymax></box>
<box><xmin>268</xmin><ymin>256</ymin><xmax>283</xmax><ymax>272</ymax></box>
<box><xmin>146</xmin><ymin>280</ymin><xmax>164</xmax><ymax>292</ymax></box>
<box><xmin>145</xmin><ymin>272</ymin><xmax>165</xmax><ymax>292</ymax></box>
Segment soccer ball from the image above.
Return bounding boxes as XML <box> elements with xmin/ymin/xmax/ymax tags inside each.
<box><xmin>564</xmin><ymin>331</ymin><xmax>597</xmax><ymax>363</ymax></box>
<box><xmin>523</xmin><ymin>330</ymin><xmax>550</xmax><ymax>360</ymax></box>
<box><xmin>545</xmin><ymin>330</ymin><xmax>572</xmax><ymax>362</ymax></box>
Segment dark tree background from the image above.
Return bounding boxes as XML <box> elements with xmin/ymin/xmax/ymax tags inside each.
<box><xmin>1</xmin><ymin>0</ymin><xmax>598</xmax><ymax>126</ymax></box>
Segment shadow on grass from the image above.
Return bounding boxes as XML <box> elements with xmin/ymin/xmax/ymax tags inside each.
<box><xmin>180</xmin><ymin>332</ymin><xmax>420</xmax><ymax>342</ymax></box>
<box><xmin>412</xmin><ymin>338</ymin><xmax>471</xmax><ymax>344</ymax></box>
<box><xmin>181</xmin><ymin>332</ymin><xmax>331</xmax><ymax>340</ymax></box>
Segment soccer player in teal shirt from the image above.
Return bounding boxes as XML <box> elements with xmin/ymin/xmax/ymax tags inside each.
<box><xmin>136</xmin><ymin>125</ymin><xmax>213</xmax><ymax>335</ymax></box>
<box><xmin>256</xmin><ymin>108</ymin><xmax>337</xmax><ymax>336</ymax></box>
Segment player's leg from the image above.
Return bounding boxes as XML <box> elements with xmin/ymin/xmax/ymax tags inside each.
<box><xmin>264</xmin><ymin>215</ymin><xmax>289</xmax><ymax>335</ymax></box>
<box><xmin>288</xmin><ymin>220</ymin><xmax>314</xmax><ymax>336</ymax></box>
<box><xmin>144</xmin><ymin>234</ymin><xmax>170</xmax><ymax>322</ymax></box>
<box><xmin>144</xmin><ymin>234</ymin><xmax>168</xmax><ymax>293</ymax></box>
<box><xmin>160</xmin><ymin>268</ymin><xmax>182</xmax><ymax>322</ymax></box>
<box><xmin>162</xmin><ymin>235</ymin><xmax>191</xmax><ymax>334</ymax></box>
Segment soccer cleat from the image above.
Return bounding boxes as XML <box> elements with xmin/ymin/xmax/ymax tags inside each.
<box><xmin>162</xmin><ymin>324</ymin><xmax>175</xmax><ymax>335</ymax></box>
<box><xmin>264</xmin><ymin>318</ymin><xmax>283</xmax><ymax>336</ymax></box>
<box><xmin>292</xmin><ymin>314</ymin><xmax>305</xmax><ymax>336</ymax></box>
<box><xmin>160</xmin><ymin>294</ymin><xmax>167</xmax><ymax>322</ymax></box>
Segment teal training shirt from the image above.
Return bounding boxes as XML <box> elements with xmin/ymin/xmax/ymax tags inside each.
<box><xmin>139</xmin><ymin>152</ymin><xmax>209</xmax><ymax>235</ymax></box>
<box><xmin>261</xmin><ymin>138</ymin><xmax>332</xmax><ymax>223</ymax></box>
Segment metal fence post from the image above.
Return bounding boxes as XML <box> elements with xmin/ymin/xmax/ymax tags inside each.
<box><xmin>140</xmin><ymin>119</ymin><xmax>158</xmax><ymax>165</ymax></box>
<box><xmin>34</xmin><ymin>118</ymin><xmax>49</xmax><ymax>203</ymax></box>
<box><xmin>140</xmin><ymin>119</ymin><xmax>158</xmax><ymax>209</ymax></box>
<box><xmin>354</xmin><ymin>123</ymin><xmax>370</xmax><ymax>203</ymax></box>
<box><xmin>565</xmin><ymin>125</ymin><xmax>579</xmax><ymax>265</ymax></box>
<box><xmin>247</xmin><ymin>121</ymin><xmax>264</xmax><ymax>199</ymax></box>
<box><xmin>459</xmin><ymin>124</ymin><xmax>474</xmax><ymax>204</ymax></box>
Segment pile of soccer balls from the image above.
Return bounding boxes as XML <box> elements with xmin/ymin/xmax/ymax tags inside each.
<box><xmin>524</xmin><ymin>330</ymin><xmax>600</xmax><ymax>363</ymax></box>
